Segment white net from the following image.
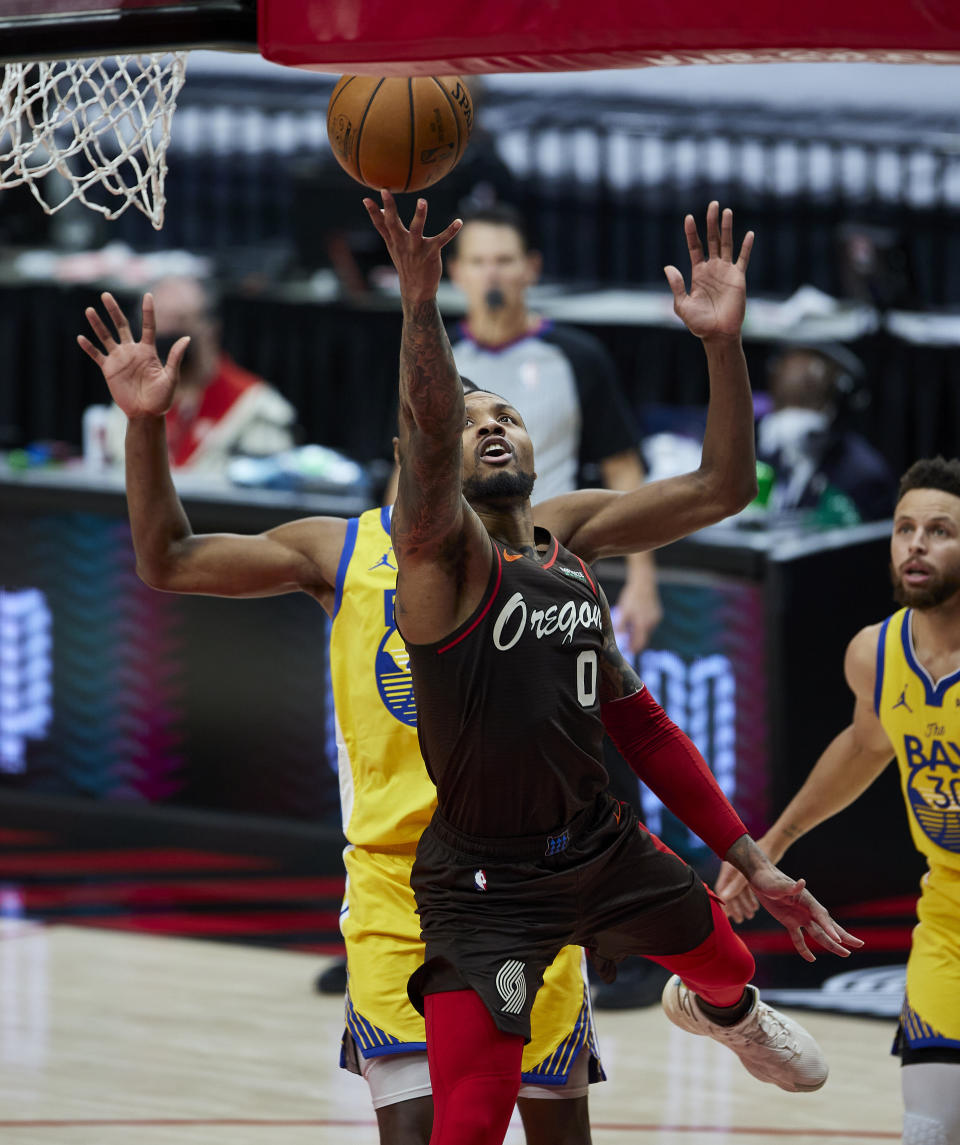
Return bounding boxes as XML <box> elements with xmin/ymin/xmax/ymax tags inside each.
<box><xmin>0</xmin><ymin>53</ymin><xmax>188</xmax><ymax>230</ymax></box>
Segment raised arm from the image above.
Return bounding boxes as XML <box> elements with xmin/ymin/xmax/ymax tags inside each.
<box><xmin>363</xmin><ymin>192</ymin><xmax>492</xmax><ymax>643</ymax></box>
<box><xmin>596</xmin><ymin>598</ymin><xmax>862</xmax><ymax>961</ymax></box>
<box><xmin>535</xmin><ymin>201</ymin><xmax>757</xmax><ymax>562</ymax></box>
<box><xmin>78</xmin><ymin>292</ymin><xmax>344</xmax><ymax>608</ymax></box>
<box><xmin>715</xmin><ymin>623</ymin><xmax>895</xmax><ymax>922</ymax></box>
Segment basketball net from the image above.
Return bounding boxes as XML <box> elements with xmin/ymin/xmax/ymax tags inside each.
<box><xmin>0</xmin><ymin>53</ymin><xmax>188</xmax><ymax>230</ymax></box>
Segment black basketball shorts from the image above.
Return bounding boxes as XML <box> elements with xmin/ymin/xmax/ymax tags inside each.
<box><xmin>408</xmin><ymin>791</ymin><xmax>713</xmax><ymax>1041</ymax></box>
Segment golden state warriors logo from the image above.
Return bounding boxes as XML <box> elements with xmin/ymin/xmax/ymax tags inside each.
<box><xmin>376</xmin><ymin>588</ymin><xmax>417</xmax><ymax>726</ymax></box>
<box><xmin>904</xmin><ymin>735</ymin><xmax>960</xmax><ymax>852</ymax></box>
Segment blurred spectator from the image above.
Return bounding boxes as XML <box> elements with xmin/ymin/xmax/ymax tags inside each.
<box><xmin>836</xmin><ymin>222</ymin><xmax>918</xmax><ymax>312</ymax></box>
<box><xmin>446</xmin><ymin>202</ymin><xmax>663</xmax><ymax>654</ymax></box>
<box><xmin>756</xmin><ymin>344</ymin><xmax>896</xmax><ymax>523</ymax></box>
<box><xmin>101</xmin><ymin>275</ymin><xmax>297</xmax><ymax>472</ymax></box>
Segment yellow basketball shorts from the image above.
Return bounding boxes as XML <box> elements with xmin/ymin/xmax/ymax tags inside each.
<box><xmin>898</xmin><ymin>862</ymin><xmax>960</xmax><ymax>1052</ymax></box>
<box><xmin>339</xmin><ymin>844</ymin><xmax>604</xmax><ymax>1086</ymax></box>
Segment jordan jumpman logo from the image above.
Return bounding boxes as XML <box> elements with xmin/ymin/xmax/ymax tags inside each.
<box><xmin>893</xmin><ymin>688</ymin><xmax>912</xmax><ymax>713</ymax></box>
<box><xmin>369</xmin><ymin>549</ymin><xmax>396</xmax><ymax>571</ymax></box>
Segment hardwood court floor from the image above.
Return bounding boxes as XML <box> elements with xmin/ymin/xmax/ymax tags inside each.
<box><xmin>0</xmin><ymin>921</ymin><xmax>902</xmax><ymax>1144</ymax></box>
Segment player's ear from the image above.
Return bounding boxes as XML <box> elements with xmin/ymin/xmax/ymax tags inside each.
<box><xmin>392</xmin><ymin>436</ymin><xmax>401</xmax><ymax>465</ymax></box>
<box><xmin>525</xmin><ymin>249</ymin><xmax>543</xmax><ymax>287</ymax></box>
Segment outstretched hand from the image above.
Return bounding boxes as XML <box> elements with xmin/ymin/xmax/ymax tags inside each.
<box><xmin>363</xmin><ymin>190</ymin><xmax>462</xmax><ymax>304</ymax></box>
<box><xmin>78</xmin><ymin>292</ymin><xmax>188</xmax><ymax>419</ymax></box>
<box><xmin>746</xmin><ymin>864</ymin><xmax>864</xmax><ymax>963</ymax></box>
<box><xmin>664</xmin><ymin>201</ymin><xmax>753</xmax><ymax>341</ymax></box>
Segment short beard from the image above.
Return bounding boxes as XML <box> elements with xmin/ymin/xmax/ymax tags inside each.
<box><xmin>890</xmin><ymin>562</ymin><xmax>960</xmax><ymax>610</ymax></box>
<box><xmin>463</xmin><ymin>468</ymin><xmax>536</xmax><ymax>505</ymax></box>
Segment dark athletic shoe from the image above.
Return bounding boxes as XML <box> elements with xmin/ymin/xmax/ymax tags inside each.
<box><xmin>315</xmin><ymin>959</ymin><xmax>347</xmax><ymax>995</ymax></box>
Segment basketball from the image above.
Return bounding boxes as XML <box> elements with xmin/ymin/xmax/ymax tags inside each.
<box><xmin>326</xmin><ymin>75</ymin><xmax>473</xmax><ymax>194</ymax></box>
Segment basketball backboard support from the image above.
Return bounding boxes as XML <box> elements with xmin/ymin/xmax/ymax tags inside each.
<box><xmin>0</xmin><ymin>0</ymin><xmax>257</xmax><ymax>228</ymax></box>
<box><xmin>0</xmin><ymin>0</ymin><xmax>256</xmax><ymax>63</ymax></box>
<box><xmin>5</xmin><ymin>0</ymin><xmax>959</xmax><ymax>73</ymax></box>
<box><xmin>258</xmin><ymin>0</ymin><xmax>960</xmax><ymax>74</ymax></box>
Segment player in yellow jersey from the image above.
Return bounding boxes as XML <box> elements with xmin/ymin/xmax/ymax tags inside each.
<box><xmin>716</xmin><ymin>456</ymin><xmax>960</xmax><ymax>1145</ymax></box>
<box><xmin>78</xmin><ymin>200</ymin><xmax>759</xmax><ymax>1145</ymax></box>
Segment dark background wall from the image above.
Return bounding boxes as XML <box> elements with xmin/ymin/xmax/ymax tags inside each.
<box><xmin>4</xmin><ymin>76</ymin><xmax>959</xmax><ymax>474</ymax></box>
<box><xmin>3</xmin><ymin>280</ymin><xmax>958</xmax><ymax>487</ymax></box>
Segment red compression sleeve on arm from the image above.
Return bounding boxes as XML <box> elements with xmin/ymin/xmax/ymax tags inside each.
<box><xmin>601</xmin><ymin>687</ymin><xmax>747</xmax><ymax>858</ymax></box>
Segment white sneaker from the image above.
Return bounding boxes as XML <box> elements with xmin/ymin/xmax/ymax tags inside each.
<box><xmin>661</xmin><ymin>975</ymin><xmax>828</xmax><ymax>1093</ymax></box>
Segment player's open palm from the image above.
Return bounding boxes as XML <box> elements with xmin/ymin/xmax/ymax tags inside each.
<box><xmin>78</xmin><ymin>291</ymin><xmax>187</xmax><ymax>418</ymax></box>
<box><xmin>748</xmin><ymin>864</ymin><xmax>864</xmax><ymax>963</ymax></box>
<box><xmin>664</xmin><ymin>201</ymin><xmax>753</xmax><ymax>341</ymax></box>
<box><xmin>363</xmin><ymin>189</ymin><xmax>462</xmax><ymax>304</ymax></box>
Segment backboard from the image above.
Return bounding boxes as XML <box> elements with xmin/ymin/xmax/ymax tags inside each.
<box><xmin>0</xmin><ymin>0</ymin><xmax>256</xmax><ymax>63</ymax></box>
<box><xmin>0</xmin><ymin>1</ymin><xmax>256</xmax><ymax>227</ymax></box>
<box><xmin>259</xmin><ymin>0</ymin><xmax>960</xmax><ymax>74</ymax></box>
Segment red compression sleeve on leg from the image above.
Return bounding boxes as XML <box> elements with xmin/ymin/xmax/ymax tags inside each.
<box><xmin>601</xmin><ymin>686</ymin><xmax>747</xmax><ymax>859</ymax></box>
<box><xmin>424</xmin><ymin>989</ymin><xmax>524</xmax><ymax>1145</ymax></box>
<box><xmin>650</xmin><ymin>894</ymin><xmax>755</xmax><ymax>1007</ymax></box>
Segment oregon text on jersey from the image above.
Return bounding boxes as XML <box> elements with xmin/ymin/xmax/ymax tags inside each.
<box><xmin>492</xmin><ymin>591</ymin><xmax>603</xmax><ymax>651</ymax></box>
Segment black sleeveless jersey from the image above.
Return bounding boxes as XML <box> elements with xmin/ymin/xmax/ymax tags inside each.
<box><xmin>405</xmin><ymin>527</ymin><xmax>609</xmax><ymax>838</ymax></box>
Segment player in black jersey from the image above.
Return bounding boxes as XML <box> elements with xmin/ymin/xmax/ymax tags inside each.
<box><xmin>364</xmin><ymin>190</ymin><xmax>864</xmax><ymax>1145</ymax></box>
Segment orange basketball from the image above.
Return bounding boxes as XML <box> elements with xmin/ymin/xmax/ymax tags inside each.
<box><xmin>326</xmin><ymin>75</ymin><xmax>473</xmax><ymax>194</ymax></box>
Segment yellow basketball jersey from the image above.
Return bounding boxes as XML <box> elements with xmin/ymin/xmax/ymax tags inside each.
<box><xmin>875</xmin><ymin>607</ymin><xmax>960</xmax><ymax>872</ymax></box>
<box><xmin>330</xmin><ymin>507</ymin><xmax>436</xmax><ymax>848</ymax></box>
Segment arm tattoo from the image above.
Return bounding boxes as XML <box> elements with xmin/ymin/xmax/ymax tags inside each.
<box><xmin>396</xmin><ymin>299</ymin><xmax>465</xmax><ymax>551</ymax></box>
<box><xmin>399</xmin><ymin>300</ymin><xmax>463</xmax><ymax>441</ymax></box>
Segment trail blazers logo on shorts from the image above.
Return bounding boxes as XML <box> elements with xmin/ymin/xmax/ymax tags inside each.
<box><xmin>495</xmin><ymin>959</ymin><xmax>527</xmax><ymax>1015</ymax></box>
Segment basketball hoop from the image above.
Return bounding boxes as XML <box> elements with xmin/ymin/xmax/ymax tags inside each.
<box><xmin>0</xmin><ymin>53</ymin><xmax>188</xmax><ymax>230</ymax></box>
